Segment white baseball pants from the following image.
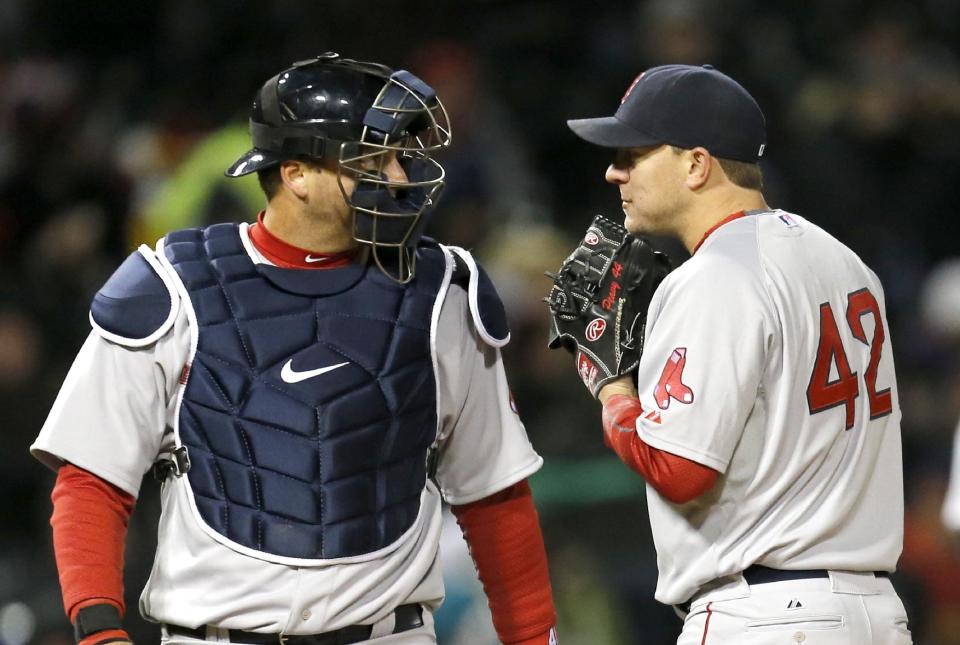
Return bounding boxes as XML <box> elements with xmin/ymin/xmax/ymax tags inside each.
<box><xmin>677</xmin><ymin>571</ymin><xmax>912</xmax><ymax>644</ymax></box>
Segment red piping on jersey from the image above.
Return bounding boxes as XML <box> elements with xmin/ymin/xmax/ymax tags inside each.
<box><xmin>450</xmin><ymin>480</ymin><xmax>557</xmax><ymax>644</ymax></box>
<box><xmin>601</xmin><ymin>394</ymin><xmax>718</xmax><ymax>503</ymax></box>
<box><xmin>701</xmin><ymin>602</ymin><xmax>714</xmax><ymax>645</ymax></box>
<box><xmin>248</xmin><ymin>211</ymin><xmax>360</xmax><ymax>269</ymax></box>
<box><xmin>692</xmin><ymin>211</ymin><xmax>747</xmax><ymax>254</ymax></box>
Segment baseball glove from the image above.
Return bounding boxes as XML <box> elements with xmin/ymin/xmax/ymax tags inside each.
<box><xmin>546</xmin><ymin>215</ymin><xmax>671</xmax><ymax>397</ymax></box>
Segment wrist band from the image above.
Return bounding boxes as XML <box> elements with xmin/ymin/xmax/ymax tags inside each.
<box><xmin>73</xmin><ymin>604</ymin><xmax>122</xmax><ymax>642</ymax></box>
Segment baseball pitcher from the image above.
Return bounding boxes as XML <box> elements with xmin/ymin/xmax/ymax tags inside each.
<box><xmin>548</xmin><ymin>64</ymin><xmax>912</xmax><ymax>644</ymax></box>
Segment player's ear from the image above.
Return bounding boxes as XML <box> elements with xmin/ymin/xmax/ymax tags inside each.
<box><xmin>684</xmin><ymin>147</ymin><xmax>712</xmax><ymax>191</ymax></box>
<box><xmin>279</xmin><ymin>160</ymin><xmax>310</xmax><ymax>199</ymax></box>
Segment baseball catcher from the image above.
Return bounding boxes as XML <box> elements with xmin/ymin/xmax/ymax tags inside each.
<box><xmin>546</xmin><ymin>214</ymin><xmax>671</xmax><ymax>396</ymax></box>
<box><xmin>31</xmin><ymin>53</ymin><xmax>558</xmax><ymax>645</ymax></box>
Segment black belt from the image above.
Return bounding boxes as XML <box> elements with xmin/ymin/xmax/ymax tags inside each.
<box><xmin>742</xmin><ymin>564</ymin><xmax>829</xmax><ymax>585</ymax></box>
<box><xmin>677</xmin><ymin>566</ymin><xmax>891</xmax><ymax>614</ymax></box>
<box><xmin>744</xmin><ymin>565</ymin><xmax>889</xmax><ymax>585</ymax></box>
<box><xmin>166</xmin><ymin>603</ymin><xmax>423</xmax><ymax>645</ymax></box>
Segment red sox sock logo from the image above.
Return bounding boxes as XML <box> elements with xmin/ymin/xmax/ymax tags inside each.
<box><xmin>653</xmin><ymin>347</ymin><xmax>694</xmax><ymax>409</ymax></box>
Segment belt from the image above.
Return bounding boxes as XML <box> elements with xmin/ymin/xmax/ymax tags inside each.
<box><xmin>744</xmin><ymin>565</ymin><xmax>890</xmax><ymax>585</ymax></box>
<box><xmin>677</xmin><ymin>566</ymin><xmax>891</xmax><ymax>614</ymax></box>
<box><xmin>166</xmin><ymin>603</ymin><xmax>423</xmax><ymax>645</ymax></box>
<box><xmin>742</xmin><ymin>565</ymin><xmax>829</xmax><ymax>585</ymax></box>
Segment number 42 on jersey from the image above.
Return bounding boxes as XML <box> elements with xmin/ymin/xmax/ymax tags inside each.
<box><xmin>807</xmin><ymin>288</ymin><xmax>893</xmax><ymax>430</ymax></box>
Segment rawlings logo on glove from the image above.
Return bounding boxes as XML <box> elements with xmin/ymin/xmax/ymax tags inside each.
<box><xmin>546</xmin><ymin>215</ymin><xmax>672</xmax><ymax>397</ymax></box>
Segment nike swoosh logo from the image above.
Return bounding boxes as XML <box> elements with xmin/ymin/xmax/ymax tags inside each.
<box><xmin>304</xmin><ymin>255</ymin><xmax>329</xmax><ymax>263</ymax></box>
<box><xmin>280</xmin><ymin>360</ymin><xmax>350</xmax><ymax>384</ymax></box>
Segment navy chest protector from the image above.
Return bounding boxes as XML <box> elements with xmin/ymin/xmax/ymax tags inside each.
<box><xmin>161</xmin><ymin>224</ymin><xmax>446</xmax><ymax>560</ymax></box>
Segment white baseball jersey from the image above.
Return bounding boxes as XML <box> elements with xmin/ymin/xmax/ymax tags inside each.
<box><xmin>632</xmin><ymin>209</ymin><xmax>904</xmax><ymax>605</ymax></box>
<box><xmin>943</xmin><ymin>418</ymin><xmax>960</xmax><ymax>532</ymax></box>
<box><xmin>31</xmin><ymin>223</ymin><xmax>542</xmax><ymax>634</ymax></box>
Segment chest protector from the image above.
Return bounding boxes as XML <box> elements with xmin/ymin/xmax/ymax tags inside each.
<box><xmin>162</xmin><ymin>223</ymin><xmax>446</xmax><ymax>561</ymax></box>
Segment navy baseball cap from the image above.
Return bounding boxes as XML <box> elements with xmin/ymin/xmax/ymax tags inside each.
<box><xmin>567</xmin><ymin>64</ymin><xmax>766</xmax><ymax>162</ymax></box>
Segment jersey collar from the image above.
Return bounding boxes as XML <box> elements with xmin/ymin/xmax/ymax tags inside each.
<box><xmin>248</xmin><ymin>211</ymin><xmax>360</xmax><ymax>269</ymax></box>
<box><xmin>692</xmin><ymin>210</ymin><xmax>748</xmax><ymax>254</ymax></box>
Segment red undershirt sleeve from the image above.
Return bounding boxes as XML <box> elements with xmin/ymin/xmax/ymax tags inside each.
<box><xmin>450</xmin><ymin>480</ymin><xmax>557</xmax><ymax>645</ymax></box>
<box><xmin>601</xmin><ymin>394</ymin><xmax>718</xmax><ymax>503</ymax></box>
<box><xmin>50</xmin><ymin>463</ymin><xmax>135</xmax><ymax>643</ymax></box>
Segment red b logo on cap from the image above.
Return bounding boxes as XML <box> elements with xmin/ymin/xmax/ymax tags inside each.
<box><xmin>621</xmin><ymin>72</ymin><xmax>646</xmax><ymax>104</ymax></box>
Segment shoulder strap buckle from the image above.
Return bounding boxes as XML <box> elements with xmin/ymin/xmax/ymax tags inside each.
<box><xmin>426</xmin><ymin>446</ymin><xmax>439</xmax><ymax>482</ymax></box>
<box><xmin>151</xmin><ymin>446</ymin><xmax>192</xmax><ymax>482</ymax></box>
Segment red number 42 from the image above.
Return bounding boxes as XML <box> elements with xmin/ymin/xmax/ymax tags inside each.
<box><xmin>806</xmin><ymin>288</ymin><xmax>893</xmax><ymax>430</ymax></box>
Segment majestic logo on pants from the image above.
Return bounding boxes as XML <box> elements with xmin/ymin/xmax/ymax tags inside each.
<box><xmin>653</xmin><ymin>347</ymin><xmax>694</xmax><ymax>409</ymax></box>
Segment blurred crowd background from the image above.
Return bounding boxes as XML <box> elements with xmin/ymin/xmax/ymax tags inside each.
<box><xmin>3</xmin><ymin>0</ymin><xmax>960</xmax><ymax>643</ymax></box>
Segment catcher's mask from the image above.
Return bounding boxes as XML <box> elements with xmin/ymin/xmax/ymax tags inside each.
<box><xmin>226</xmin><ymin>52</ymin><xmax>452</xmax><ymax>283</ymax></box>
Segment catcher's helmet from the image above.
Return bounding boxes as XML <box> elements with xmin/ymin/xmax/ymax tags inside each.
<box><xmin>226</xmin><ymin>52</ymin><xmax>452</xmax><ymax>282</ymax></box>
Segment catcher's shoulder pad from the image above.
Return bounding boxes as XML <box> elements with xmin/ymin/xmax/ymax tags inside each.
<box><xmin>443</xmin><ymin>245</ymin><xmax>510</xmax><ymax>348</ymax></box>
<box><xmin>90</xmin><ymin>244</ymin><xmax>180</xmax><ymax>347</ymax></box>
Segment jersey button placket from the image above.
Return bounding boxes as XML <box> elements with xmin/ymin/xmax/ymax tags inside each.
<box><xmin>301</xmin><ymin>609</ymin><xmax>312</xmax><ymax>621</ymax></box>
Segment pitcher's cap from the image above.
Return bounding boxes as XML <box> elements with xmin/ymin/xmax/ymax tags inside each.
<box><xmin>567</xmin><ymin>64</ymin><xmax>766</xmax><ymax>162</ymax></box>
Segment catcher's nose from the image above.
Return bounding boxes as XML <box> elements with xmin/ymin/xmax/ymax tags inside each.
<box><xmin>384</xmin><ymin>153</ymin><xmax>408</xmax><ymax>183</ymax></box>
